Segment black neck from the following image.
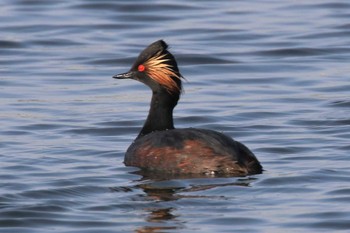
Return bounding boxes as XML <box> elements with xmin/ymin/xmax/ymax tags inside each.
<box><xmin>137</xmin><ymin>89</ymin><xmax>179</xmax><ymax>139</ymax></box>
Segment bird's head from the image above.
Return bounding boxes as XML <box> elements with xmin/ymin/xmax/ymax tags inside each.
<box><xmin>113</xmin><ymin>40</ymin><xmax>183</xmax><ymax>95</ymax></box>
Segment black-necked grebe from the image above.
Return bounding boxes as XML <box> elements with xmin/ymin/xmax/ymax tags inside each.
<box><xmin>113</xmin><ymin>40</ymin><xmax>262</xmax><ymax>176</ymax></box>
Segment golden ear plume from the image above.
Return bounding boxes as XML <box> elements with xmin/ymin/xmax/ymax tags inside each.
<box><xmin>144</xmin><ymin>52</ymin><xmax>182</xmax><ymax>93</ymax></box>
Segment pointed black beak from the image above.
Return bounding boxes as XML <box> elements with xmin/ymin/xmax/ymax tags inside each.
<box><xmin>113</xmin><ymin>71</ymin><xmax>134</xmax><ymax>79</ymax></box>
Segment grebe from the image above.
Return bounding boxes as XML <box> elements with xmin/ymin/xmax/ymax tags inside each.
<box><xmin>113</xmin><ymin>40</ymin><xmax>262</xmax><ymax>176</ymax></box>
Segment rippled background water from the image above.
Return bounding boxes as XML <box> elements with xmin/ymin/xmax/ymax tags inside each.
<box><xmin>1</xmin><ymin>0</ymin><xmax>350</xmax><ymax>232</ymax></box>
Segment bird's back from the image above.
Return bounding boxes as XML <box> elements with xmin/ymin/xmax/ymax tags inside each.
<box><xmin>124</xmin><ymin>128</ymin><xmax>262</xmax><ymax>176</ymax></box>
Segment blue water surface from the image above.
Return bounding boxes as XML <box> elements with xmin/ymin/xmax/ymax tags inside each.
<box><xmin>1</xmin><ymin>0</ymin><xmax>350</xmax><ymax>232</ymax></box>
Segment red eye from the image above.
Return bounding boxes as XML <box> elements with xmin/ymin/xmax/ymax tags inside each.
<box><xmin>138</xmin><ymin>64</ymin><xmax>145</xmax><ymax>72</ymax></box>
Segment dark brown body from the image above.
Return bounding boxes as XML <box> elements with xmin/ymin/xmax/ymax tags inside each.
<box><xmin>124</xmin><ymin>128</ymin><xmax>262</xmax><ymax>176</ymax></box>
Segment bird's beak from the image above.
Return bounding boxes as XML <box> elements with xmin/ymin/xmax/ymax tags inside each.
<box><xmin>113</xmin><ymin>71</ymin><xmax>134</xmax><ymax>79</ymax></box>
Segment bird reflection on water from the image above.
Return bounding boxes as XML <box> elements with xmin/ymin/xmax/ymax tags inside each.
<box><xmin>110</xmin><ymin>173</ymin><xmax>258</xmax><ymax>232</ymax></box>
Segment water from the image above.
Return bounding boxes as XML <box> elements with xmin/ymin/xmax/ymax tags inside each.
<box><xmin>1</xmin><ymin>0</ymin><xmax>350</xmax><ymax>232</ymax></box>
